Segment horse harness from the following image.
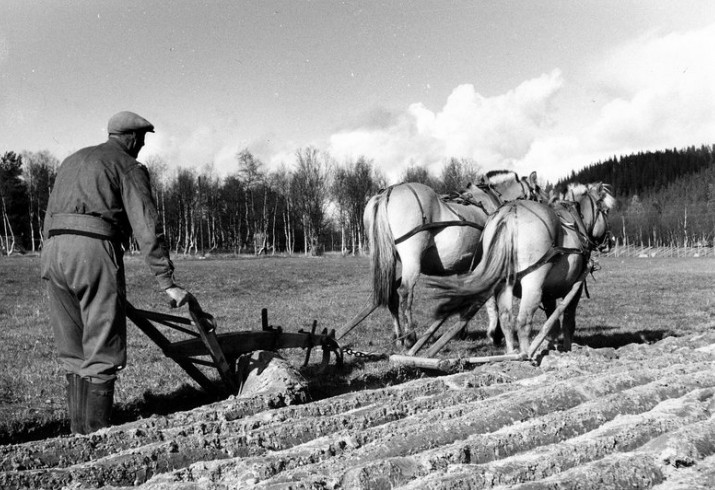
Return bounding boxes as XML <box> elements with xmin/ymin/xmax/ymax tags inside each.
<box><xmin>384</xmin><ymin>183</ymin><xmax>499</xmax><ymax>245</ymax></box>
<box><xmin>510</xmin><ymin>193</ymin><xmax>608</xmax><ymax>287</ymax></box>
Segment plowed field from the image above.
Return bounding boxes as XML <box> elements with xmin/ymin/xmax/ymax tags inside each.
<box><xmin>4</xmin><ymin>331</ymin><xmax>715</xmax><ymax>489</ymax></box>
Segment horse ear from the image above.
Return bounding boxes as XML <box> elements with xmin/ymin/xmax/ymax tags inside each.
<box><xmin>529</xmin><ymin>171</ymin><xmax>538</xmax><ymax>186</ymax></box>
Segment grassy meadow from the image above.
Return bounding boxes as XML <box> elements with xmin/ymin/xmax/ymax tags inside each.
<box><xmin>1</xmin><ymin>252</ymin><xmax>714</xmax><ymax>444</ymax></box>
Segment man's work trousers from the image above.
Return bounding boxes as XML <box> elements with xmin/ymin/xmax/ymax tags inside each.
<box><xmin>41</xmin><ymin>235</ymin><xmax>127</xmax><ymax>382</ymax></box>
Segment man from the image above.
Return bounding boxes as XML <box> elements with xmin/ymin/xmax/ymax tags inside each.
<box><xmin>41</xmin><ymin>111</ymin><xmax>190</xmax><ymax>434</ymax></box>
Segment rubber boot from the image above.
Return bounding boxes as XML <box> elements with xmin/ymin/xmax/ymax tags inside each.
<box><xmin>65</xmin><ymin>373</ymin><xmax>86</xmax><ymax>435</ymax></box>
<box><xmin>85</xmin><ymin>379</ymin><xmax>115</xmax><ymax>433</ymax></box>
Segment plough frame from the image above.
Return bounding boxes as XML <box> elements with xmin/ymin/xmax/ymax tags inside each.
<box><xmin>126</xmin><ymin>299</ymin><xmax>343</xmax><ymax>395</ymax></box>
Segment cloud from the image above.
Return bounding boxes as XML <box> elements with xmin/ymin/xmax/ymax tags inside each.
<box><xmin>521</xmin><ymin>23</ymin><xmax>715</xmax><ymax>183</ymax></box>
<box><xmin>0</xmin><ymin>34</ymin><xmax>7</xmax><ymax>66</ymax></box>
<box><xmin>328</xmin><ymin>24</ymin><xmax>715</xmax><ymax>186</ymax></box>
<box><xmin>138</xmin><ymin>24</ymin><xmax>715</xmax><ymax>187</ymax></box>
<box><xmin>328</xmin><ymin>70</ymin><xmax>564</xmax><ymax>183</ymax></box>
<box><xmin>590</xmin><ymin>24</ymin><xmax>715</xmax><ymax>149</ymax></box>
<box><xmin>142</xmin><ymin>119</ymin><xmax>298</xmax><ymax>177</ymax></box>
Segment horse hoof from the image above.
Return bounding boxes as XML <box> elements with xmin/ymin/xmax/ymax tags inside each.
<box><xmin>489</xmin><ymin>327</ymin><xmax>504</xmax><ymax>347</ymax></box>
<box><xmin>404</xmin><ymin>331</ymin><xmax>417</xmax><ymax>349</ymax></box>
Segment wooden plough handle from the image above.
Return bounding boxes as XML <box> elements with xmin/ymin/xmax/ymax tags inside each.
<box><xmin>126</xmin><ymin>296</ymin><xmax>238</xmax><ymax>394</ymax></box>
<box><xmin>187</xmin><ymin>296</ymin><xmax>239</xmax><ymax>393</ymax></box>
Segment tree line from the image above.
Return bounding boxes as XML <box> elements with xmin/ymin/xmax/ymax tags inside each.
<box><xmin>3</xmin><ymin>143</ymin><xmax>713</xmax><ymax>256</ymax></box>
<box><xmin>558</xmin><ymin>145</ymin><xmax>715</xmax><ymax>247</ymax></box>
<box><xmin>0</xmin><ymin>147</ymin><xmax>484</xmax><ymax>256</ymax></box>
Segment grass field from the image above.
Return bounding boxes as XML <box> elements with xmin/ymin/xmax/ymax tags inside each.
<box><xmin>1</xmin><ymin>252</ymin><xmax>713</xmax><ymax>445</ymax></box>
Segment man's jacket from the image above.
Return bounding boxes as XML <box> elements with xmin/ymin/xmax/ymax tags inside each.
<box><xmin>44</xmin><ymin>138</ymin><xmax>175</xmax><ymax>290</ymax></box>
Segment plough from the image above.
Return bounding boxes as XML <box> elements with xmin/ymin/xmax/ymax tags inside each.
<box><xmin>126</xmin><ymin>297</ymin><xmax>343</xmax><ymax>395</ymax></box>
<box><xmin>337</xmin><ymin>269</ymin><xmax>589</xmax><ymax>371</ymax></box>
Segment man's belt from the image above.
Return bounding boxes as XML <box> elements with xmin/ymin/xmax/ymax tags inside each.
<box><xmin>48</xmin><ymin>213</ymin><xmax>121</xmax><ymax>241</ymax></box>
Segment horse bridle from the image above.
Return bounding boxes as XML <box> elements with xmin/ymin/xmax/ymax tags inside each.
<box><xmin>484</xmin><ymin>177</ymin><xmax>533</xmax><ymax>204</ymax></box>
<box><xmin>580</xmin><ymin>192</ymin><xmax>612</xmax><ymax>252</ymax></box>
<box><xmin>520</xmin><ymin>178</ymin><xmax>542</xmax><ymax>202</ymax></box>
<box><xmin>497</xmin><ymin>192</ymin><xmax>610</xmax><ymax>284</ymax></box>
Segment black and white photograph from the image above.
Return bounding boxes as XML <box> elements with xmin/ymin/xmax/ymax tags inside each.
<box><xmin>1</xmin><ymin>1</ymin><xmax>715</xmax><ymax>488</ymax></box>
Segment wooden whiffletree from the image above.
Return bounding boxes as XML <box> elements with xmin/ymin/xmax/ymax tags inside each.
<box><xmin>391</xmin><ymin>269</ymin><xmax>589</xmax><ymax>371</ymax></box>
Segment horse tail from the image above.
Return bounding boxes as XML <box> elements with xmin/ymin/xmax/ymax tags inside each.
<box><xmin>365</xmin><ymin>192</ymin><xmax>398</xmax><ymax>307</ymax></box>
<box><xmin>427</xmin><ymin>204</ymin><xmax>518</xmax><ymax>317</ymax></box>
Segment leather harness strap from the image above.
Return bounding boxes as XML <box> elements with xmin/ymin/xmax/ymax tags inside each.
<box><xmin>386</xmin><ymin>183</ymin><xmax>487</xmax><ymax>245</ymax></box>
<box><xmin>394</xmin><ymin>220</ymin><xmax>485</xmax><ymax>245</ymax></box>
<box><xmin>509</xmin><ymin>193</ymin><xmax>604</xmax><ymax>285</ymax></box>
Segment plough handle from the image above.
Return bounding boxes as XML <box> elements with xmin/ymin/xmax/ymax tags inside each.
<box><xmin>185</xmin><ymin>296</ymin><xmax>239</xmax><ymax>393</ymax></box>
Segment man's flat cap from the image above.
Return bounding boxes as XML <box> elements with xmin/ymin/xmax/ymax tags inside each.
<box><xmin>107</xmin><ymin>111</ymin><xmax>155</xmax><ymax>134</ymax></box>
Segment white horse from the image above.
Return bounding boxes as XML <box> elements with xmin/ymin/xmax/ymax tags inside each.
<box><xmin>431</xmin><ymin>183</ymin><xmax>615</xmax><ymax>355</ymax></box>
<box><xmin>364</xmin><ymin>171</ymin><xmax>542</xmax><ymax>346</ymax></box>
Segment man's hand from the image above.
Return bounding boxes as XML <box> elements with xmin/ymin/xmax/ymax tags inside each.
<box><xmin>165</xmin><ymin>286</ymin><xmax>191</xmax><ymax>308</ymax></box>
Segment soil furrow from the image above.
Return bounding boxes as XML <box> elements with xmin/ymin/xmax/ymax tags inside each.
<box><xmin>507</xmin><ymin>413</ymin><xmax>715</xmax><ymax>489</ymax></box>
<box><xmin>396</xmin><ymin>388</ymin><xmax>714</xmax><ymax>489</ymax></box>
<box><xmin>311</xmin><ymin>370</ymin><xmax>715</xmax><ymax>489</ymax></box>
<box><xmin>0</xmin><ymin>376</ymin><xmax>516</xmax><ymax>473</ymax></box>
<box><xmin>650</xmin><ymin>453</ymin><xmax>715</xmax><ymax>490</ymax></box>
<box><xmin>501</xmin><ymin>413</ymin><xmax>715</xmax><ymax>490</ymax></box>
<box><xmin>3</xmin><ymin>335</ymin><xmax>715</xmax><ymax>490</ymax></box>
<box><xmin>132</xmin><ymin>362</ymin><xmax>714</xmax><ymax>489</ymax></box>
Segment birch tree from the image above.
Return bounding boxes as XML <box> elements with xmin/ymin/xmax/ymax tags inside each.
<box><xmin>291</xmin><ymin>147</ymin><xmax>329</xmax><ymax>255</ymax></box>
<box><xmin>0</xmin><ymin>152</ymin><xmax>28</xmax><ymax>254</ymax></box>
<box><xmin>331</xmin><ymin>156</ymin><xmax>379</xmax><ymax>255</ymax></box>
<box><xmin>437</xmin><ymin>157</ymin><xmax>482</xmax><ymax>193</ymax></box>
<box><xmin>20</xmin><ymin>150</ymin><xmax>57</xmax><ymax>251</ymax></box>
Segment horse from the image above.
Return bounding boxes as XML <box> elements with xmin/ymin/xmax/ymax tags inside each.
<box><xmin>363</xmin><ymin>170</ymin><xmax>542</xmax><ymax>347</ymax></box>
<box><xmin>429</xmin><ymin>182</ymin><xmax>615</xmax><ymax>355</ymax></box>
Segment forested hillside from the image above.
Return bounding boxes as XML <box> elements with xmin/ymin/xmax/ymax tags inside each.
<box><xmin>558</xmin><ymin>145</ymin><xmax>715</xmax><ymax>247</ymax></box>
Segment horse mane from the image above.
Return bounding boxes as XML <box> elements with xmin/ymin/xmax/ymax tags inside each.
<box><xmin>592</xmin><ymin>183</ymin><xmax>617</xmax><ymax>210</ymax></box>
<box><xmin>485</xmin><ymin>170</ymin><xmax>519</xmax><ymax>186</ymax></box>
<box><xmin>564</xmin><ymin>182</ymin><xmax>616</xmax><ymax>211</ymax></box>
<box><xmin>564</xmin><ymin>183</ymin><xmax>588</xmax><ymax>201</ymax></box>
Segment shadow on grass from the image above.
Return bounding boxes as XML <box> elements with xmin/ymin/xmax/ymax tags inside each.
<box><xmin>0</xmin><ymin>384</ymin><xmax>220</xmax><ymax>446</ymax></box>
<box><xmin>463</xmin><ymin>323</ymin><xmax>676</xmax><ymax>352</ymax></box>
<box><xmin>0</xmin><ymin>419</ymin><xmax>70</xmax><ymax>447</ymax></box>
<box><xmin>575</xmin><ymin>326</ymin><xmax>675</xmax><ymax>349</ymax></box>
<box><xmin>114</xmin><ymin>384</ymin><xmax>220</xmax><ymax>423</ymax></box>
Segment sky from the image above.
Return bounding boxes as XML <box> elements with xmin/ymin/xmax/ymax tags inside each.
<box><xmin>1</xmin><ymin>1</ymin><xmax>714</xmax><ymax>184</ymax></box>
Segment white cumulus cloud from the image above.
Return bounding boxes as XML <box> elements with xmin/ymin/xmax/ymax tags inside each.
<box><xmin>142</xmin><ymin>119</ymin><xmax>297</xmax><ymax>177</ymax></box>
<box><xmin>329</xmin><ymin>70</ymin><xmax>564</xmax><ymax>183</ymax></box>
<box><xmin>139</xmin><ymin>24</ymin><xmax>715</xmax><ymax>187</ymax></box>
<box><xmin>520</xmin><ymin>23</ymin><xmax>715</xmax><ymax>183</ymax></box>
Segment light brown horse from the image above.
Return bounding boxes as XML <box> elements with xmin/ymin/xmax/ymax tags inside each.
<box><xmin>430</xmin><ymin>183</ymin><xmax>615</xmax><ymax>355</ymax></box>
<box><xmin>364</xmin><ymin>170</ymin><xmax>542</xmax><ymax>346</ymax></box>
